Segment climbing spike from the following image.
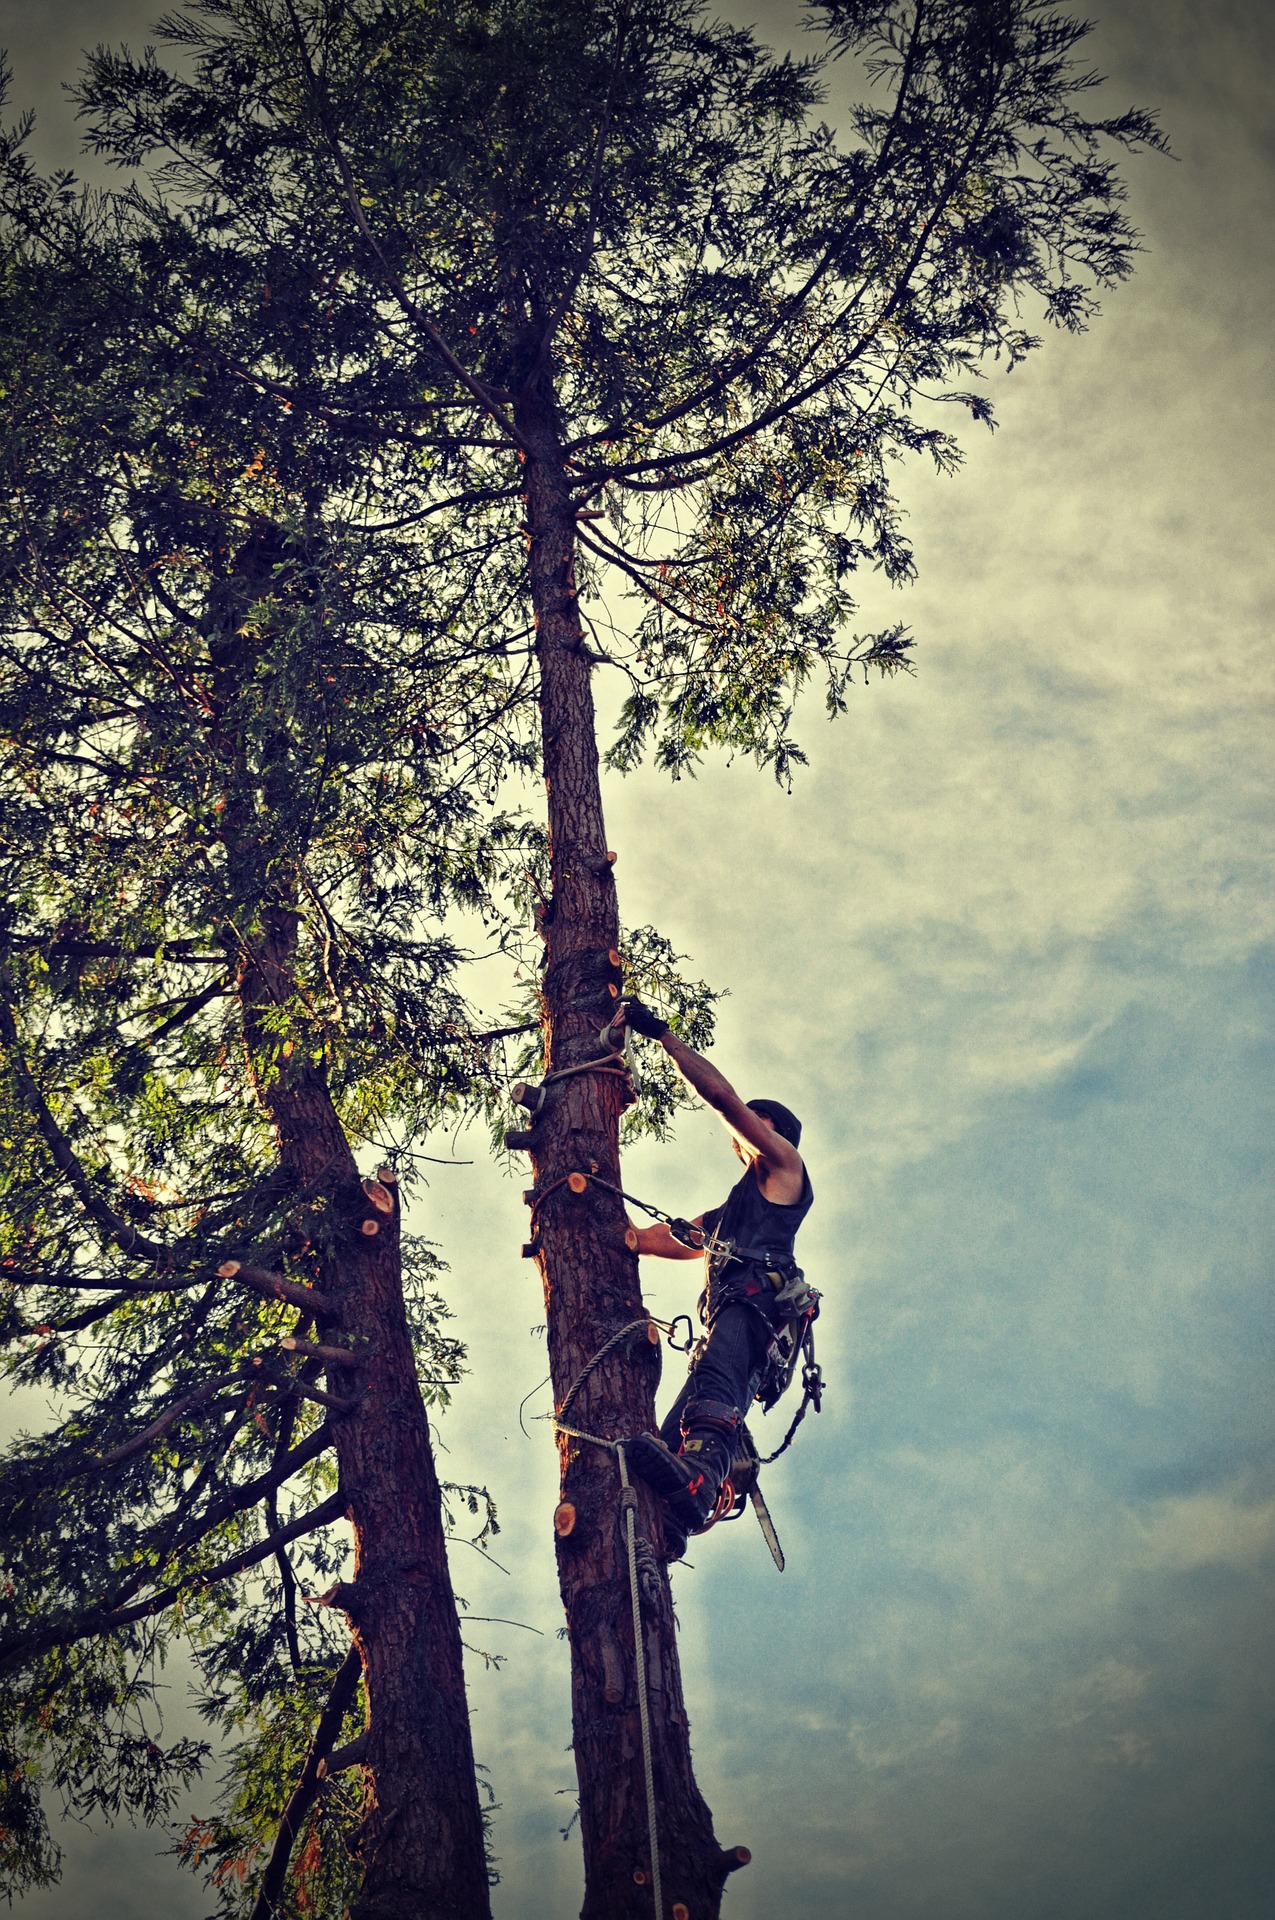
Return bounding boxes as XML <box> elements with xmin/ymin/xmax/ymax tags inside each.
<box><xmin>566</xmin><ymin>1171</ymin><xmax>588</xmax><ymax>1194</ymax></box>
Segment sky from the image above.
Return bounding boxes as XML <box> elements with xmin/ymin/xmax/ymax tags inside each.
<box><xmin>2</xmin><ymin>1</ymin><xmax>1273</xmax><ymax>1917</ymax></box>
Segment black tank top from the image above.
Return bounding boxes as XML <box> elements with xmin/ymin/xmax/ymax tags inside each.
<box><xmin>700</xmin><ymin>1160</ymin><xmax>814</xmax><ymax>1321</ymax></box>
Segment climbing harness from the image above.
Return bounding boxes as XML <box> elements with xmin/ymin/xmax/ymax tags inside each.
<box><xmin>515</xmin><ymin>1011</ymin><xmax>823</xmax><ymax>1566</ymax></box>
<box><xmin>576</xmin><ymin>1165</ymin><xmax>824</xmax><ymax>1436</ymax></box>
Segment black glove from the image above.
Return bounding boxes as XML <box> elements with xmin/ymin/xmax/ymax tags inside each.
<box><xmin>623</xmin><ymin>997</ymin><xmax>669</xmax><ymax>1039</ymax></box>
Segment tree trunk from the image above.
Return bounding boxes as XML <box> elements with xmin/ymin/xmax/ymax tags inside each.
<box><xmin>516</xmin><ymin>380</ymin><xmax>735</xmax><ymax>1919</ymax></box>
<box><xmin>258</xmin><ymin>1046</ymin><xmax>492</xmax><ymax>1920</ymax></box>
<box><xmin>214</xmin><ymin>535</ymin><xmax>492</xmax><ymax>1920</ymax></box>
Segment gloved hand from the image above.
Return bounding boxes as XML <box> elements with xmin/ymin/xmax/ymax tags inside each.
<box><xmin>623</xmin><ymin>997</ymin><xmax>670</xmax><ymax>1039</ymax></box>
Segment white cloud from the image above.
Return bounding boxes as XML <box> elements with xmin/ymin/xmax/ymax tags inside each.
<box><xmin>1128</xmin><ymin>1489</ymin><xmax>1275</xmax><ymax>1574</ymax></box>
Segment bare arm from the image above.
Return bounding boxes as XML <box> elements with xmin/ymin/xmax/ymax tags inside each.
<box><xmin>631</xmin><ymin>1216</ymin><xmax>704</xmax><ymax>1259</ymax></box>
<box><xmin>658</xmin><ymin>1033</ymin><xmax>804</xmax><ymax>1204</ymax></box>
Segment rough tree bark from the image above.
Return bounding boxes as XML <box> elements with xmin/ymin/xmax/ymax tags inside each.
<box><xmin>516</xmin><ymin>375</ymin><xmax>745</xmax><ymax>1918</ymax></box>
<box><xmin>212</xmin><ymin>533</ymin><xmax>492</xmax><ymax>1920</ymax></box>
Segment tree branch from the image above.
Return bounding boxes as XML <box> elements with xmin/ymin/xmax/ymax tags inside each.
<box><xmin>567</xmin><ymin>0</ymin><xmax>931</xmax><ymax>455</ymax></box>
<box><xmin>278</xmin><ymin>0</ymin><xmax>527</xmax><ymax>451</ymax></box>
<box><xmin>17</xmin><ymin>1492</ymin><xmax>350</xmax><ymax>1666</ymax></box>
<box><xmin>573</xmin><ymin>83</ymin><xmax>1003</xmax><ymax>490</ymax></box>
<box><xmin>1</xmin><ymin>1475</ymin><xmax>346</xmax><ymax>1669</ymax></box>
<box><xmin>3</xmin><ymin>935</ymin><xmax>223</xmax><ymax>964</ymax></box>
<box><xmin>248</xmin><ymin>1644</ymin><xmax>363</xmax><ymax>1920</ymax></box>
<box><xmin>0</xmin><ymin>1013</ymin><xmax>334</xmax><ymax>1313</ymax></box>
<box><xmin>102</xmin><ymin>1420</ymin><xmax>338</xmax><ymax>1613</ymax></box>
<box><xmin>523</xmin><ymin>6</ymin><xmax>631</xmax><ymax>382</ymax></box>
<box><xmin>100</xmin><ymin>1370</ymin><xmax>245</xmax><ymax>1466</ymax></box>
<box><xmin>2</xmin><ymin>1268</ymin><xmax>200</xmax><ymax>1296</ymax></box>
<box><xmin>138</xmin><ymin>977</ymin><xmax>229</xmax><ymax>1048</ymax></box>
<box><xmin>216</xmin><ymin>1261</ymin><xmax>337</xmax><ymax>1319</ymax></box>
<box><xmin>0</xmin><ymin>992</ymin><xmax>182</xmax><ymax>1268</ymax></box>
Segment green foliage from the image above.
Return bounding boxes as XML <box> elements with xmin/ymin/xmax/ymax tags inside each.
<box><xmin>0</xmin><ymin>128</ymin><xmax>524</xmax><ymax>1908</ymax></box>
<box><xmin>492</xmin><ymin>917</ymin><xmax>721</xmax><ymax>1153</ymax></box>
<box><xmin>178</xmin><ymin>1653</ymin><xmax>364</xmax><ymax>1920</ymax></box>
<box><xmin>16</xmin><ymin>0</ymin><xmax>1162</xmax><ymax>781</ymax></box>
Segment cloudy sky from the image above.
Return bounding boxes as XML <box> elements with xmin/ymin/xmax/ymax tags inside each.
<box><xmin>4</xmin><ymin>1</ymin><xmax>1273</xmax><ymax>1916</ymax></box>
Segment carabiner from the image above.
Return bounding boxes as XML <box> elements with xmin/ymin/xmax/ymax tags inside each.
<box><xmin>665</xmin><ymin>1314</ymin><xmax>695</xmax><ymax>1353</ymax></box>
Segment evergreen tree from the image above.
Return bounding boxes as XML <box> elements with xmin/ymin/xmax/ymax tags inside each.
<box><xmin>0</xmin><ymin>223</ymin><xmax>535</xmax><ymax>1917</ymax></box>
<box><xmin>1</xmin><ymin>1</ymin><xmax>1162</xmax><ymax>1914</ymax></box>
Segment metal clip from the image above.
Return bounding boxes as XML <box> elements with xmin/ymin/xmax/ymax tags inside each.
<box><xmin>665</xmin><ymin>1314</ymin><xmax>695</xmax><ymax>1353</ymax></box>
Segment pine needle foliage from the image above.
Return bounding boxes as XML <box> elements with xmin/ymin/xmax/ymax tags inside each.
<box><xmin>15</xmin><ymin>0</ymin><xmax>1163</xmax><ymax>786</ymax></box>
<box><xmin>0</xmin><ymin>216</ymin><xmax>523</xmax><ymax>1910</ymax></box>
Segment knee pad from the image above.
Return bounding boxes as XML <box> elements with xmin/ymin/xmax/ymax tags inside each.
<box><xmin>681</xmin><ymin>1397</ymin><xmax>739</xmax><ymax>1442</ymax></box>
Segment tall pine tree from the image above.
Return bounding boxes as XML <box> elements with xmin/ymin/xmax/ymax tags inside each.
<box><xmin>1</xmin><ymin>1</ymin><xmax>1162</xmax><ymax>1913</ymax></box>
<box><xmin>0</xmin><ymin>218</ymin><xmax>536</xmax><ymax>1917</ymax></box>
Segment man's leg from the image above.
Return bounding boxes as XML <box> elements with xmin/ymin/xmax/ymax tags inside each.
<box><xmin>658</xmin><ymin>1373</ymin><xmax>693</xmax><ymax>1455</ymax></box>
<box><xmin>675</xmin><ymin>1304</ymin><xmax>766</xmax><ymax>1504</ymax></box>
<box><xmin>633</xmin><ymin>1306</ymin><xmax>768</xmax><ymax>1542</ymax></box>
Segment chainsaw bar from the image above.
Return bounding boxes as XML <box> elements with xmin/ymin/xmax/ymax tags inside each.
<box><xmin>750</xmin><ymin>1485</ymin><xmax>785</xmax><ymax>1572</ymax></box>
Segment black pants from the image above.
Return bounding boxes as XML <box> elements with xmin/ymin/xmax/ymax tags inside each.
<box><xmin>659</xmin><ymin>1303</ymin><xmax>770</xmax><ymax>1451</ymax></box>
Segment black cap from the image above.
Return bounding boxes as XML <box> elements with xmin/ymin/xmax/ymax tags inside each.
<box><xmin>746</xmin><ymin>1098</ymin><xmax>802</xmax><ymax>1148</ymax></box>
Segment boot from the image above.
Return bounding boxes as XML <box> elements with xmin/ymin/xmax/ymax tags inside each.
<box><xmin>628</xmin><ymin>1399</ymin><xmax>738</xmax><ymax>1534</ymax></box>
<box><xmin>627</xmin><ymin>1432</ymin><xmax>720</xmax><ymax>1529</ymax></box>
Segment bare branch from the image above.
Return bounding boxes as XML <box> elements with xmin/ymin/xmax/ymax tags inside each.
<box><xmin>217</xmin><ymin>1261</ymin><xmax>337</xmax><ymax>1318</ymax></box>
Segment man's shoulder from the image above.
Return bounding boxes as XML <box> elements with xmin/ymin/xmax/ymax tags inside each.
<box><xmin>755</xmin><ymin>1157</ymin><xmax>811</xmax><ymax>1211</ymax></box>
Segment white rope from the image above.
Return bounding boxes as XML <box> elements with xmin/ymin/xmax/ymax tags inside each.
<box><xmin>617</xmin><ymin>1441</ymin><xmax>662</xmax><ymax>1919</ymax></box>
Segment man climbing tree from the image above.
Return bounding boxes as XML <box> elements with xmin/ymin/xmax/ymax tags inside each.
<box><xmin>1</xmin><ymin>0</ymin><xmax>1162</xmax><ymax>1913</ymax></box>
<box><xmin>619</xmin><ymin>1001</ymin><xmax>817</xmax><ymax>1566</ymax></box>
